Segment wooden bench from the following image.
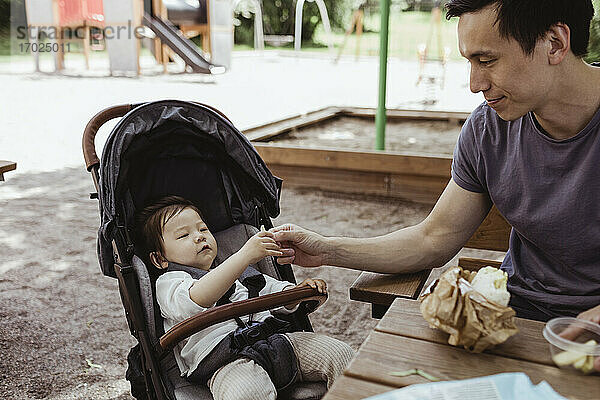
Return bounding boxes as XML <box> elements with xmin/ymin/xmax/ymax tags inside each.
<box><xmin>349</xmin><ymin>205</ymin><xmax>511</xmax><ymax>318</ymax></box>
<box><xmin>0</xmin><ymin>161</ymin><xmax>17</xmax><ymax>181</ymax></box>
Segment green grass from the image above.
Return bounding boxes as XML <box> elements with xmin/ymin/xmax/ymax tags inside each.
<box><xmin>316</xmin><ymin>10</ymin><xmax>461</xmax><ymax>60</ymax></box>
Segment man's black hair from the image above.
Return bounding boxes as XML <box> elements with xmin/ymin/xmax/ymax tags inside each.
<box><xmin>445</xmin><ymin>0</ymin><xmax>595</xmax><ymax>57</ymax></box>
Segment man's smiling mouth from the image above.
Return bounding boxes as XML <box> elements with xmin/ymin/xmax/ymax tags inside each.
<box><xmin>486</xmin><ymin>96</ymin><xmax>505</xmax><ymax>105</ymax></box>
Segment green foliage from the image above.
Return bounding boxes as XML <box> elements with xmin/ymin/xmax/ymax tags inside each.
<box><xmin>587</xmin><ymin>0</ymin><xmax>600</xmax><ymax>62</ymax></box>
<box><xmin>0</xmin><ymin>0</ymin><xmax>11</xmax><ymax>56</ymax></box>
<box><xmin>0</xmin><ymin>0</ymin><xmax>10</xmax><ymax>33</ymax></box>
<box><xmin>233</xmin><ymin>0</ymin><xmax>353</xmax><ymax>47</ymax></box>
<box><xmin>0</xmin><ymin>0</ymin><xmax>27</xmax><ymax>56</ymax></box>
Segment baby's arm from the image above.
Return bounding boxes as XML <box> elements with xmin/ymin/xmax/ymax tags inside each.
<box><xmin>189</xmin><ymin>230</ymin><xmax>282</xmax><ymax>307</ymax></box>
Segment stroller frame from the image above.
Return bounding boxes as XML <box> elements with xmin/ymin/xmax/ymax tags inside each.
<box><xmin>83</xmin><ymin>102</ymin><xmax>328</xmax><ymax>400</ymax></box>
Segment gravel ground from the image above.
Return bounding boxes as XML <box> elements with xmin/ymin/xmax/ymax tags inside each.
<box><xmin>265</xmin><ymin>116</ymin><xmax>462</xmax><ymax>156</ymax></box>
<box><xmin>0</xmin><ymin>166</ymin><xmax>502</xmax><ymax>399</ymax></box>
<box><xmin>0</xmin><ymin>53</ymin><xmax>486</xmax><ymax>399</ymax></box>
<box><xmin>0</xmin><ymin>166</ymin><xmax>434</xmax><ymax>399</ymax></box>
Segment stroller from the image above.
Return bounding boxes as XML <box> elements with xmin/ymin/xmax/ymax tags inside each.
<box><xmin>82</xmin><ymin>100</ymin><xmax>328</xmax><ymax>400</ymax></box>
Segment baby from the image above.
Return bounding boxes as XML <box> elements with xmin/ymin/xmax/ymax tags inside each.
<box><xmin>137</xmin><ymin>196</ymin><xmax>354</xmax><ymax>400</ymax></box>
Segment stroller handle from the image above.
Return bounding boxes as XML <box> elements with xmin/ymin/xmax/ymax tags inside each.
<box><xmin>83</xmin><ymin>104</ymin><xmax>133</xmax><ymax>171</ymax></box>
<box><xmin>160</xmin><ymin>286</ymin><xmax>328</xmax><ymax>351</ymax></box>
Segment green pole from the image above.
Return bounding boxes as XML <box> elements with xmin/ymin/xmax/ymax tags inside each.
<box><xmin>375</xmin><ymin>0</ymin><xmax>391</xmax><ymax>150</ymax></box>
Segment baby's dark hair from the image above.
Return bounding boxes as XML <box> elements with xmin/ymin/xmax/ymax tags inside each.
<box><xmin>136</xmin><ymin>195</ymin><xmax>205</xmax><ymax>256</ymax></box>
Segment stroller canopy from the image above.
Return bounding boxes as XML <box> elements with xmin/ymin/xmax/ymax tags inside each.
<box><xmin>97</xmin><ymin>100</ymin><xmax>282</xmax><ymax>277</ymax></box>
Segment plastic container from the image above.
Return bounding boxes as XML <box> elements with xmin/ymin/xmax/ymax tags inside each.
<box><xmin>543</xmin><ymin>317</ymin><xmax>600</xmax><ymax>374</ymax></box>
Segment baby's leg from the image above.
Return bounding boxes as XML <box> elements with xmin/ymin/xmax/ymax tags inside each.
<box><xmin>208</xmin><ymin>358</ymin><xmax>276</xmax><ymax>400</ymax></box>
<box><xmin>285</xmin><ymin>332</ymin><xmax>355</xmax><ymax>389</ymax></box>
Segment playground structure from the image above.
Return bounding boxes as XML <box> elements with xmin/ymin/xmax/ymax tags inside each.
<box><xmin>232</xmin><ymin>0</ymin><xmax>265</xmax><ymax>50</ymax></box>
<box><xmin>24</xmin><ymin>0</ymin><xmax>105</xmax><ymax>72</ymax></box>
<box><xmin>147</xmin><ymin>0</ymin><xmax>230</xmax><ymax>73</ymax></box>
<box><xmin>22</xmin><ymin>0</ymin><xmax>229</xmax><ymax>75</ymax></box>
<box><xmin>22</xmin><ymin>0</ymin><xmax>336</xmax><ymax>74</ymax></box>
<box><xmin>294</xmin><ymin>0</ymin><xmax>333</xmax><ymax>52</ymax></box>
<box><xmin>334</xmin><ymin>1</ymin><xmax>365</xmax><ymax>62</ymax></box>
<box><xmin>415</xmin><ymin>1</ymin><xmax>451</xmax><ymax>103</ymax></box>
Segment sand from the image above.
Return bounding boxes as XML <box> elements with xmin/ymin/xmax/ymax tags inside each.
<box><xmin>0</xmin><ymin>164</ymin><xmax>508</xmax><ymax>399</ymax></box>
<box><xmin>0</xmin><ymin>166</ymin><xmax>439</xmax><ymax>399</ymax></box>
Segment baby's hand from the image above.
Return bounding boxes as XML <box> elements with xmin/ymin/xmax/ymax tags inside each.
<box><xmin>296</xmin><ymin>278</ymin><xmax>327</xmax><ymax>294</ymax></box>
<box><xmin>241</xmin><ymin>230</ymin><xmax>283</xmax><ymax>265</ymax></box>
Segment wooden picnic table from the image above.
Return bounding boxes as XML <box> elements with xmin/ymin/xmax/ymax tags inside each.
<box><xmin>0</xmin><ymin>160</ymin><xmax>17</xmax><ymax>181</ymax></box>
<box><xmin>324</xmin><ymin>298</ymin><xmax>600</xmax><ymax>400</ymax></box>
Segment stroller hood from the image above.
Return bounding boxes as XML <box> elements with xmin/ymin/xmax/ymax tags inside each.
<box><xmin>97</xmin><ymin>100</ymin><xmax>282</xmax><ymax>278</ymax></box>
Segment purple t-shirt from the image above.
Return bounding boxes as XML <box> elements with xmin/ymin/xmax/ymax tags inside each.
<box><xmin>452</xmin><ymin>102</ymin><xmax>600</xmax><ymax>320</ymax></box>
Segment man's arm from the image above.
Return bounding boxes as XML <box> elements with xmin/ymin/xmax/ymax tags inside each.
<box><xmin>273</xmin><ymin>179</ymin><xmax>492</xmax><ymax>274</ymax></box>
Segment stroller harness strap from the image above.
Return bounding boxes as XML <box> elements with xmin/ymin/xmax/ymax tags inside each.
<box><xmin>166</xmin><ymin>261</ymin><xmax>266</xmax><ymax>312</ymax></box>
<box><xmin>165</xmin><ymin>262</ymin><xmax>299</xmax><ymax>390</ymax></box>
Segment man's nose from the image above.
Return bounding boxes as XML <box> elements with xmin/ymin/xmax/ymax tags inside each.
<box><xmin>194</xmin><ymin>233</ymin><xmax>205</xmax><ymax>242</ymax></box>
<box><xmin>469</xmin><ymin>65</ymin><xmax>490</xmax><ymax>93</ymax></box>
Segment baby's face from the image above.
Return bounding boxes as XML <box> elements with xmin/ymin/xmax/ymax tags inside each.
<box><xmin>160</xmin><ymin>207</ymin><xmax>217</xmax><ymax>270</ymax></box>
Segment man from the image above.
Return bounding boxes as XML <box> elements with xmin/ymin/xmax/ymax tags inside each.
<box><xmin>272</xmin><ymin>0</ymin><xmax>600</xmax><ymax>369</ymax></box>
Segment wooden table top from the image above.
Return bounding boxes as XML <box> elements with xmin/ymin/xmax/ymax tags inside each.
<box><xmin>324</xmin><ymin>298</ymin><xmax>599</xmax><ymax>400</ymax></box>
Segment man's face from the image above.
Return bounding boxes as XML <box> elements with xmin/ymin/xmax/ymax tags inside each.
<box><xmin>458</xmin><ymin>5</ymin><xmax>552</xmax><ymax>121</ymax></box>
<box><xmin>160</xmin><ymin>207</ymin><xmax>218</xmax><ymax>270</ymax></box>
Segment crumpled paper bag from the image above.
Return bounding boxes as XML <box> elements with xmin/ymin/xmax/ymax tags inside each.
<box><xmin>420</xmin><ymin>266</ymin><xmax>518</xmax><ymax>352</ymax></box>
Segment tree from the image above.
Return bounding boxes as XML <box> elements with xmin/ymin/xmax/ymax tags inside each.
<box><xmin>586</xmin><ymin>0</ymin><xmax>600</xmax><ymax>62</ymax></box>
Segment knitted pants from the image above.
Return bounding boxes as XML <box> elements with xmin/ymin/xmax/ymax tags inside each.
<box><xmin>207</xmin><ymin>332</ymin><xmax>355</xmax><ymax>400</ymax></box>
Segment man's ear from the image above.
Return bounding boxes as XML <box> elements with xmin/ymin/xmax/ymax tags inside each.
<box><xmin>546</xmin><ymin>23</ymin><xmax>570</xmax><ymax>65</ymax></box>
<box><xmin>150</xmin><ymin>252</ymin><xmax>169</xmax><ymax>269</ymax></box>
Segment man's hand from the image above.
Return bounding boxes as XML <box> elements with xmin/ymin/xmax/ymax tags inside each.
<box><xmin>296</xmin><ymin>278</ymin><xmax>327</xmax><ymax>294</ymax></box>
<box><xmin>270</xmin><ymin>224</ymin><xmax>329</xmax><ymax>267</ymax></box>
<box><xmin>576</xmin><ymin>304</ymin><xmax>600</xmax><ymax>372</ymax></box>
<box><xmin>561</xmin><ymin>304</ymin><xmax>600</xmax><ymax>372</ymax></box>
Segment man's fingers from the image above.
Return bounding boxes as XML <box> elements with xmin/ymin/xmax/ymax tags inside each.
<box><xmin>560</xmin><ymin>324</ymin><xmax>585</xmax><ymax>341</ymax></box>
<box><xmin>268</xmin><ymin>250</ymin><xmax>284</xmax><ymax>256</ymax></box>
<box><xmin>274</xmin><ymin>248</ymin><xmax>295</xmax><ymax>265</ymax></box>
<box><xmin>278</xmin><ymin>248</ymin><xmax>295</xmax><ymax>257</ymax></box>
<box><xmin>272</xmin><ymin>230</ymin><xmax>296</xmax><ymax>243</ymax></box>
<box><xmin>276</xmin><ymin>256</ymin><xmax>295</xmax><ymax>265</ymax></box>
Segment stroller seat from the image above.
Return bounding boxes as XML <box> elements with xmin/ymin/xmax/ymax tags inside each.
<box><xmin>82</xmin><ymin>101</ymin><xmax>331</xmax><ymax>400</ymax></box>
<box><xmin>132</xmin><ymin>223</ymin><xmax>327</xmax><ymax>400</ymax></box>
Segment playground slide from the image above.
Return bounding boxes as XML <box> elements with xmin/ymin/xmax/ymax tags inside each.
<box><xmin>142</xmin><ymin>12</ymin><xmax>225</xmax><ymax>74</ymax></box>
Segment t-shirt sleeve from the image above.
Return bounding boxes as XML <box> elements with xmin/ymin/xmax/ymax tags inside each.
<box><xmin>260</xmin><ymin>274</ymin><xmax>296</xmax><ymax>294</ymax></box>
<box><xmin>156</xmin><ymin>271</ymin><xmax>208</xmax><ymax>322</ymax></box>
<box><xmin>261</xmin><ymin>274</ymin><xmax>298</xmax><ymax>314</ymax></box>
<box><xmin>451</xmin><ymin>111</ymin><xmax>486</xmax><ymax>193</ymax></box>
